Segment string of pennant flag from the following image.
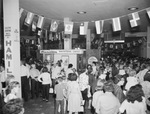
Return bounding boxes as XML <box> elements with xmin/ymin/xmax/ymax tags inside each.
<box><xmin>20</xmin><ymin>7</ymin><xmax>150</xmax><ymax>35</ymax></box>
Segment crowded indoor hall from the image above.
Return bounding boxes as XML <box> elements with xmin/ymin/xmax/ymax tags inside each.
<box><xmin>0</xmin><ymin>0</ymin><xmax>150</xmax><ymax>114</ymax></box>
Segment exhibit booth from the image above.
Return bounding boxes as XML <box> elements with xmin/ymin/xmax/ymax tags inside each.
<box><xmin>40</xmin><ymin>49</ymin><xmax>101</xmax><ymax>72</ymax></box>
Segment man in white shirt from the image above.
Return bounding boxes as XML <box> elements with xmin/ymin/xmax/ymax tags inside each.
<box><xmin>30</xmin><ymin>63</ymin><xmax>40</xmax><ymax>99</ymax></box>
<box><xmin>20</xmin><ymin>59</ymin><xmax>30</xmax><ymax>101</ymax></box>
<box><xmin>96</xmin><ymin>81</ymin><xmax>120</xmax><ymax>114</ymax></box>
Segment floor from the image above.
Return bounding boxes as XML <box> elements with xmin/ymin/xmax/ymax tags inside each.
<box><xmin>24</xmin><ymin>94</ymin><xmax>92</xmax><ymax>114</ymax></box>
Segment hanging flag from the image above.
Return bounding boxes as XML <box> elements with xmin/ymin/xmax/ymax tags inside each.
<box><xmin>95</xmin><ymin>20</ymin><xmax>104</xmax><ymax>34</ymax></box>
<box><xmin>49</xmin><ymin>32</ymin><xmax>53</xmax><ymax>41</ymax></box>
<box><xmin>109</xmin><ymin>44</ymin><xmax>114</xmax><ymax>49</ymax></box>
<box><xmin>58</xmin><ymin>33</ymin><xmax>61</xmax><ymax>40</ymax></box>
<box><xmin>80</xmin><ymin>22</ymin><xmax>88</xmax><ymax>35</ymax></box>
<box><xmin>26</xmin><ymin>39</ymin><xmax>30</xmax><ymax>43</ymax></box>
<box><xmin>37</xmin><ymin>30</ymin><xmax>42</xmax><ymax>37</ymax></box>
<box><xmin>38</xmin><ymin>38</ymin><xmax>40</xmax><ymax>44</ymax></box>
<box><xmin>128</xmin><ymin>12</ymin><xmax>140</xmax><ymax>28</ymax></box>
<box><xmin>138</xmin><ymin>39</ymin><xmax>142</xmax><ymax>44</ymax></box>
<box><xmin>44</xmin><ymin>30</ymin><xmax>48</xmax><ymax>43</ymax></box>
<box><xmin>64</xmin><ymin>21</ymin><xmax>74</xmax><ymax>34</ymax></box>
<box><xmin>127</xmin><ymin>43</ymin><xmax>130</xmax><ymax>48</ymax></box>
<box><xmin>50</xmin><ymin>20</ymin><xmax>59</xmax><ymax>32</ymax></box>
<box><xmin>112</xmin><ymin>17</ymin><xmax>121</xmax><ymax>31</ymax></box>
<box><xmin>37</xmin><ymin>16</ymin><xmax>45</xmax><ymax>29</ymax></box>
<box><xmin>32</xmin><ymin>21</ymin><xmax>37</xmax><ymax>32</ymax></box>
<box><xmin>25</xmin><ymin>12</ymin><xmax>34</xmax><ymax>25</ymax></box>
<box><xmin>19</xmin><ymin>8</ymin><xmax>24</xmax><ymax>18</ymax></box>
<box><xmin>121</xmin><ymin>44</ymin><xmax>124</xmax><ymax>49</ymax></box>
<box><xmin>146</xmin><ymin>8</ymin><xmax>150</xmax><ymax>19</ymax></box>
<box><xmin>133</xmin><ymin>41</ymin><xmax>136</xmax><ymax>46</ymax></box>
<box><xmin>31</xmin><ymin>40</ymin><xmax>34</xmax><ymax>44</ymax></box>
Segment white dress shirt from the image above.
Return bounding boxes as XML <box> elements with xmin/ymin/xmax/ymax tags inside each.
<box><xmin>38</xmin><ymin>72</ymin><xmax>52</xmax><ymax>85</ymax></box>
<box><xmin>20</xmin><ymin>65</ymin><xmax>30</xmax><ymax>78</ymax></box>
<box><xmin>96</xmin><ymin>92</ymin><xmax>120</xmax><ymax>114</ymax></box>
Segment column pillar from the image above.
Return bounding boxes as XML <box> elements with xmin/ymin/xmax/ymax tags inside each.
<box><xmin>63</xmin><ymin>17</ymin><xmax>72</xmax><ymax>49</ymax></box>
<box><xmin>3</xmin><ymin>0</ymin><xmax>21</xmax><ymax>97</ymax></box>
<box><xmin>86</xmin><ymin>29</ymin><xmax>91</xmax><ymax>49</ymax></box>
<box><xmin>147</xmin><ymin>26</ymin><xmax>150</xmax><ymax>58</ymax></box>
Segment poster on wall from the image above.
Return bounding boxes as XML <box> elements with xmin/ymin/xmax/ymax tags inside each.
<box><xmin>61</xmin><ymin>55</ymin><xmax>69</xmax><ymax>67</ymax></box>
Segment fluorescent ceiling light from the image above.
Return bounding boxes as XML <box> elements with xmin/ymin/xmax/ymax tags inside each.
<box><xmin>104</xmin><ymin>40</ymin><xmax>124</xmax><ymax>43</ymax></box>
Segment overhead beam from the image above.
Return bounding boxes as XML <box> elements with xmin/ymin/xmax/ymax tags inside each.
<box><xmin>125</xmin><ymin>32</ymin><xmax>147</xmax><ymax>37</ymax></box>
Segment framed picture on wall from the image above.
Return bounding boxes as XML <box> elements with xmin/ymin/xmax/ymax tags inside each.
<box><xmin>61</xmin><ymin>55</ymin><xmax>69</xmax><ymax>66</ymax></box>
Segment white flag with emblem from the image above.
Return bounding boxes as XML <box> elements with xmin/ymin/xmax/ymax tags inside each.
<box><xmin>64</xmin><ymin>22</ymin><xmax>74</xmax><ymax>34</ymax></box>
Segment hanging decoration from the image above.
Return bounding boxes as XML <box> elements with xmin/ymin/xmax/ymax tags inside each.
<box><xmin>32</xmin><ymin>21</ymin><xmax>37</xmax><ymax>32</ymax></box>
<box><xmin>24</xmin><ymin>12</ymin><xmax>34</xmax><ymax>26</ymax></box>
<box><xmin>146</xmin><ymin>8</ymin><xmax>150</xmax><ymax>19</ymax></box>
<box><xmin>95</xmin><ymin>20</ymin><xmax>104</xmax><ymax>34</ymax></box>
<box><xmin>79</xmin><ymin>22</ymin><xmax>88</xmax><ymax>35</ymax></box>
<box><xmin>128</xmin><ymin>12</ymin><xmax>140</xmax><ymax>28</ymax></box>
<box><xmin>64</xmin><ymin>21</ymin><xmax>74</xmax><ymax>34</ymax></box>
<box><xmin>20</xmin><ymin>6</ymin><xmax>150</xmax><ymax>50</ymax></box>
<box><xmin>37</xmin><ymin>16</ymin><xmax>45</xmax><ymax>29</ymax></box>
<box><xmin>112</xmin><ymin>17</ymin><xmax>121</xmax><ymax>31</ymax></box>
<box><xmin>50</xmin><ymin>20</ymin><xmax>59</xmax><ymax>32</ymax></box>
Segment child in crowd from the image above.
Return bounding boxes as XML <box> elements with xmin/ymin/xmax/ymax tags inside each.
<box><xmin>4</xmin><ymin>81</ymin><xmax>20</xmax><ymax>103</ymax></box>
<box><xmin>54</xmin><ymin>77</ymin><xmax>67</xmax><ymax>114</ymax></box>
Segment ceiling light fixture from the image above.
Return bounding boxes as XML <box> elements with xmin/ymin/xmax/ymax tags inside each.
<box><xmin>77</xmin><ymin>11</ymin><xmax>86</xmax><ymax>14</ymax></box>
<box><xmin>128</xmin><ymin>7</ymin><xmax>138</xmax><ymax>11</ymax></box>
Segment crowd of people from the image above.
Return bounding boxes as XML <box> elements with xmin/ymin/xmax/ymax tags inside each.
<box><xmin>0</xmin><ymin>53</ymin><xmax>150</xmax><ymax>114</ymax></box>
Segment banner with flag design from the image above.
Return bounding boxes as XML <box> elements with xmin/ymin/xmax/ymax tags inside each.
<box><xmin>50</xmin><ymin>20</ymin><xmax>59</xmax><ymax>32</ymax></box>
<box><xmin>25</xmin><ymin>12</ymin><xmax>34</xmax><ymax>25</ymax></box>
<box><xmin>64</xmin><ymin>21</ymin><xmax>74</xmax><ymax>34</ymax></box>
<box><xmin>37</xmin><ymin>16</ymin><xmax>45</xmax><ymax>29</ymax></box>
<box><xmin>44</xmin><ymin>30</ymin><xmax>48</xmax><ymax>43</ymax></box>
<box><xmin>128</xmin><ymin>12</ymin><xmax>140</xmax><ymax>28</ymax></box>
<box><xmin>95</xmin><ymin>20</ymin><xmax>104</xmax><ymax>34</ymax></box>
<box><xmin>80</xmin><ymin>22</ymin><xmax>88</xmax><ymax>35</ymax></box>
<box><xmin>112</xmin><ymin>17</ymin><xmax>121</xmax><ymax>31</ymax></box>
<box><xmin>32</xmin><ymin>21</ymin><xmax>37</xmax><ymax>32</ymax></box>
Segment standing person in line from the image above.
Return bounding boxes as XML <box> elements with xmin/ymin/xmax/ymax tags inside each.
<box><xmin>54</xmin><ymin>77</ymin><xmax>67</xmax><ymax>114</ymax></box>
<box><xmin>30</xmin><ymin>63</ymin><xmax>40</xmax><ymax>99</ymax></box>
<box><xmin>20</xmin><ymin>59</ymin><xmax>30</xmax><ymax>102</ymax></box>
<box><xmin>0</xmin><ymin>64</ymin><xmax>6</xmax><ymax>89</ymax></box>
<box><xmin>38</xmin><ymin>67</ymin><xmax>52</xmax><ymax>102</ymax></box>
<box><xmin>4</xmin><ymin>81</ymin><xmax>20</xmax><ymax>103</ymax></box>
<box><xmin>67</xmin><ymin>73</ymin><xmax>83</xmax><ymax>114</ymax></box>
<box><xmin>51</xmin><ymin>62</ymin><xmax>62</xmax><ymax>95</ymax></box>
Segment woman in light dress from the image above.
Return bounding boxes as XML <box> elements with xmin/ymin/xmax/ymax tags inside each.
<box><xmin>67</xmin><ymin>73</ymin><xmax>83</xmax><ymax>114</ymax></box>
